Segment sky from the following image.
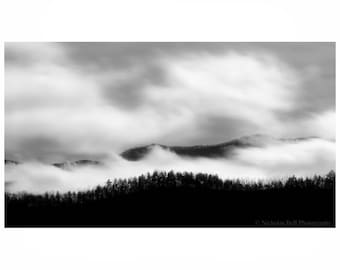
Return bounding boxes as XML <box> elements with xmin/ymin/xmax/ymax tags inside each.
<box><xmin>5</xmin><ymin>42</ymin><xmax>335</xmax><ymax>163</ymax></box>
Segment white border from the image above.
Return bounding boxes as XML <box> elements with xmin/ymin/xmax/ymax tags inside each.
<box><xmin>0</xmin><ymin>1</ymin><xmax>339</xmax><ymax>270</ymax></box>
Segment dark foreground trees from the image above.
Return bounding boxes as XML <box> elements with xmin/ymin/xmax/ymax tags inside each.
<box><xmin>5</xmin><ymin>171</ymin><xmax>335</xmax><ymax>227</ymax></box>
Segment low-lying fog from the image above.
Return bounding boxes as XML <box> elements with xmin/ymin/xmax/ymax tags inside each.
<box><xmin>5</xmin><ymin>138</ymin><xmax>335</xmax><ymax>193</ymax></box>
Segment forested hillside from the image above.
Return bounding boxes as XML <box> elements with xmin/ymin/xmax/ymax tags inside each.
<box><xmin>5</xmin><ymin>171</ymin><xmax>335</xmax><ymax>227</ymax></box>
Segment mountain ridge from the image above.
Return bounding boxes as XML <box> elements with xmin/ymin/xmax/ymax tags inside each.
<box><xmin>5</xmin><ymin>134</ymin><xmax>320</xmax><ymax>164</ymax></box>
<box><xmin>120</xmin><ymin>134</ymin><xmax>319</xmax><ymax>161</ymax></box>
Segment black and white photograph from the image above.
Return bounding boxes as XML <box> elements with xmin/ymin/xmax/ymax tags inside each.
<box><xmin>4</xmin><ymin>42</ymin><xmax>335</xmax><ymax>227</ymax></box>
<box><xmin>1</xmin><ymin>1</ymin><xmax>340</xmax><ymax>270</ymax></box>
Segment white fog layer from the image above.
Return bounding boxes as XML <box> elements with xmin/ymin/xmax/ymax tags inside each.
<box><xmin>5</xmin><ymin>138</ymin><xmax>335</xmax><ymax>193</ymax></box>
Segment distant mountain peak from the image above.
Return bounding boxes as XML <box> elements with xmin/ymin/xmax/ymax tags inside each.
<box><xmin>4</xmin><ymin>159</ymin><xmax>102</xmax><ymax>170</ymax></box>
<box><xmin>5</xmin><ymin>135</ymin><xmax>320</xmax><ymax>165</ymax></box>
<box><xmin>5</xmin><ymin>159</ymin><xmax>20</xmax><ymax>165</ymax></box>
<box><xmin>52</xmin><ymin>160</ymin><xmax>102</xmax><ymax>169</ymax></box>
<box><xmin>120</xmin><ymin>134</ymin><xmax>319</xmax><ymax>161</ymax></box>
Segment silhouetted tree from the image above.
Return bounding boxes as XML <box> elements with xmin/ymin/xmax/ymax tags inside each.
<box><xmin>5</xmin><ymin>170</ymin><xmax>335</xmax><ymax>227</ymax></box>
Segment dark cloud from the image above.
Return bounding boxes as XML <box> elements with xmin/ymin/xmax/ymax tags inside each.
<box><xmin>60</xmin><ymin>42</ymin><xmax>335</xmax><ymax>75</ymax></box>
<box><xmin>60</xmin><ymin>42</ymin><xmax>229</xmax><ymax>70</ymax></box>
<box><xmin>266</xmin><ymin>43</ymin><xmax>335</xmax><ymax>117</ymax></box>
<box><xmin>5</xmin><ymin>136</ymin><xmax>110</xmax><ymax>163</ymax></box>
<box><xmin>7</xmin><ymin>42</ymin><xmax>333</xmax><ymax>114</ymax></box>
<box><xmin>5</xmin><ymin>43</ymin><xmax>36</xmax><ymax>67</ymax></box>
<box><xmin>5</xmin><ymin>42</ymin><xmax>65</xmax><ymax>67</ymax></box>
<box><xmin>263</xmin><ymin>43</ymin><xmax>335</xmax><ymax>116</ymax></box>
<box><xmin>102</xmin><ymin>62</ymin><xmax>168</xmax><ymax>109</ymax></box>
<box><xmin>59</xmin><ymin>42</ymin><xmax>335</xmax><ymax>114</ymax></box>
<box><xmin>5</xmin><ymin>137</ymin><xmax>62</xmax><ymax>162</ymax></box>
<box><xmin>157</xmin><ymin>115</ymin><xmax>260</xmax><ymax>146</ymax></box>
<box><xmin>60</xmin><ymin>43</ymin><xmax>230</xmax><ymax>109</ymax></box>
<box><xmin>193</xmin><ymin>116</ymin><xmax>260</xmax><ymax>144</ymax></box>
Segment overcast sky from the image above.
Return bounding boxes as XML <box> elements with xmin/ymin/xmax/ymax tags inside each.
<box><xmin>5</xmin><ymin>42</ymin><xmax>335</xmax><ymax>162</ymax></box>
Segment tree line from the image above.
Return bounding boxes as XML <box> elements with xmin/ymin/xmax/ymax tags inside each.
<box><xmin>5</xmin><ymin>170</ymin><xmax>335</xmax><ymax>227</ymax></box>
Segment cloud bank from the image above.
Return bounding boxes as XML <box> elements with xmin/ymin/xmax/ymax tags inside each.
<box><xmin>5</xmin><ymin>138</ymin><xmax>335</xmax><ymax>193</ymax></box>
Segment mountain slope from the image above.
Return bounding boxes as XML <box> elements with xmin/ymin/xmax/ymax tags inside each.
<box><xmin>5</xmin><ymin>160</ymin><xmax>20</xmax><ymax>165</ymax></box>
<box><xmin>4</xmin><ymin>159</ymin><xmax>102</xmax><ymax>169</ymax></box>
<box><xmin>5</xmin><ymin>135</ymin><xmax>320</xmax><ymax>164</ymax></box>
<box><xmin>120</xmin><ymin>134</ymin><xmax>317</xmax><ymax>161</ymax></box>
<box><xmin>52</xmin><ymin>160</ymin><xmax>102</xmax><ymax>169</ymax></box>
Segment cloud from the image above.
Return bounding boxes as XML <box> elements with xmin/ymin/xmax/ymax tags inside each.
<box><xmin>5</xmin><ymin>42</ymin><xmax>66</xmax><ymax>67</ymax></box>
<box><xmin>235</xmin><ymin>138</ymin><xmax>335</xmax><ymax>176</ymax></box>
<box><xmin>281</xmin><ymin>110</ymin><xmax>336</xmax><ymax>140</ymax></box>
<box><xmin>304</xmin><ymin>110</ymin><xmax>336</xmax><ymax>140</ymax></box>
<box><xmin>5</xmin><ymin>42</ymin><xmax>335</xmax><ymax>164</ymax></box>
<box><xmin>5</xmin><ymin>139</ymin><xmax>335</xmax><ymax>193</ymax></box>
<box><xmin>60</xmin><ymin>42</ymin><xmax>335</xmax><ymax>115</ymax></box>
<box><xmin>145</xmin><ymin>52</ymin><xmax>299</xmax><ymax>137</ymax></box>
